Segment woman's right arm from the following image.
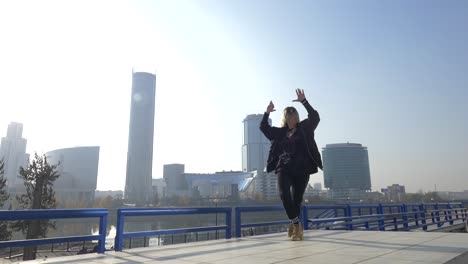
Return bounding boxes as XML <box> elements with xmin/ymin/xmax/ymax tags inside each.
<box><xmin>259</xmin><ymin>101</ymin><xmax>280</xmax><ymax>141</ymax></box>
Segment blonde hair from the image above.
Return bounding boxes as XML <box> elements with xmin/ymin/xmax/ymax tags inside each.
<box><xmin>281</xmin><ymin>107</ymin><xmax>300</xmax><ymax>128</ymax></box>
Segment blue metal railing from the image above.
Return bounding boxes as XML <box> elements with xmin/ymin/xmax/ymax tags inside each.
<box><xmin>235</xmin><ymin>203</ymin><xmax>467</xmax><ymax>237</ymax></box>
<box><xmin>1</xmin><ymin>202</ymin><xmax>466</xmax><ymax>252</ymax></box>
<box><xmin>301</xmin><ymin>204</ymin><xmax>349</xmax><ymax>230</ymax></box>
<box><xmin>114</xmin><ymin>207</ymin><xmax>232</xmax><ymax>251</ymax></box>
<box><xmin>234</xmin><ymin>205</ymin><xmax>289</xmax><ymax>238</ymax></box>
<box><xmin>314</xmin><ymin>208</ymin><xmax>336</xmax><ymax>219</ymax></box>
<box><xmin>0</xmin><ymin>209</ymin><xmax>108</xmax><ymax>253</ymax></box>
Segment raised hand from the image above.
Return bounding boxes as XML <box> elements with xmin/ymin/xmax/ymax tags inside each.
<box><xmin>266</xmin><ymin>101</ymin><xmax>276</xmax><ymax>113</ymax></box>
<box><xmin>292</xmin><ymin>88</ymin><xmax>306</xmax><ymax>102</ymax></box>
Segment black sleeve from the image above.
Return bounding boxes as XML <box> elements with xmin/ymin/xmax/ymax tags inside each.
<box><xmin>302</xmin><ymin>99</ymin><xmax>320</xmax><ymax>131</ymax></box>
<box><xmin>259</xmin><ymin>112</ymin><xmax>280</xmax><ymax>141</ymax></box>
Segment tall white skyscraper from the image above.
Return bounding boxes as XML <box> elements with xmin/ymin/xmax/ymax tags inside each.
<box><xmin>125</xmin><ymin>71</ymin><xmax>156</xmax><ymax>205</ymax></box>
<box><xmin>242</xmin><ymin>114</ymin><xmax>271</xmax><ymax>173</ymax></box>
<box><xmin>0</xmin><ymin>122</ymin><xmax>29</xmax><ymax>190</ymax></box>
<box><xmin>241</xmin><ymin>114</ymin><xmax>278</xmax><ymax>200</ymax></box>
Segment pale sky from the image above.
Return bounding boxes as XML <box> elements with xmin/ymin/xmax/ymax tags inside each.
<box><xmin>0</xmin><ymin>0</ymin><xmax>467</xmax><ymax>193</ymax></box>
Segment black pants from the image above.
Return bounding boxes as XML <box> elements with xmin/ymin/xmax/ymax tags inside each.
<box><xmin>277</xmin><ymin>170</ymin><xmax>310</xmax><ymax>220</ymax></box>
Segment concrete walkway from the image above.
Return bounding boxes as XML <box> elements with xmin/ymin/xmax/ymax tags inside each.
<box><xmin>10</xmin><ymin>230</ymin><xmax>468</xmax><ymax>264</ymax></box>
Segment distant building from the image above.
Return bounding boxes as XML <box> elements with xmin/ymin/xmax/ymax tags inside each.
<box><xmin>95</xmin><ymin>190</ymin><xmax>123</xmax><ymax>199</ymax></box>
<box><xmin>381</xmin><ymin>184</ymin><xmax>406</xmax><ymax>202</ymax></box>
<box><xmin>436</xmin><ymin>190</ymin><xmax>468</xmax><ymax>201</ymax></box>
<box><xmin>243</xmin><ymin>171</ymin><xmax>278</xmax><ymax>200</ymax></box>
<box><xmin>304</xmin><ymin>184</ymin><xmax>316</xmax><ymax>197</ymax></box>
<box><xmin>162</xmin><ymin>164</ymin><xmax>260</xmax><ymax>200</ymax></box>
<box><xmin>322</xmin><ymin>143</ymin><xmax>371</xmax><ymax>202</ymax></box>
<box><xmin>186</xmin><ymin>171</ymin><xmax>253</xmax><ymax>199</ymax></box>
<box><xmin>364</xmin><ymin>191</ymin><xmax>385</xmax><ymax>203</ymax></box>
<box><xmin>0</xmin><ymin>122</ymin><xmax>29</xmax><ymax>193</ymax></box>
<box><xmin>45</xmin><ymin>146</ymin><xmax>100</xmax><ymax>207</ymax></box>
<box><xmin>163</xmin><ymin>164</ymin><xmax>188</xmax><ymax>197</ymax></box>
<box><xmin>313</xmin><ymin>183</ymin><xmax>323</xmax><ymax>191</ymax></box>
<box><xmin>242</xmin><ymin>114</ymin><xmax>271</xmax><ymax>173</ymax></box>
<box><xmin>304</xmin><ymin>183</ymin><xmax>326</xmax><ymax>198</ymax></box>
<box><xmin>125</xmin><ymin>71</ymin><xmax>156</xmax><ymax>205</ymax></box>
<box><xmin>152</xmin><ymin>178</ymin><xmax>166</xmax><ymax>202</ymax></box>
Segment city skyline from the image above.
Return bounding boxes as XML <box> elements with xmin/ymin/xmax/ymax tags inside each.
<box><xmin>1</xmin><ymin>1</ymin><xmax>467</xmax><ymax>193</ymax></box>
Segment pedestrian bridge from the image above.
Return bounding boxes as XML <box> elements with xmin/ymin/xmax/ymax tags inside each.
<box><xmin>17</xmin><ymin>229</ymin><xmax>468</xmax><ymax>264</ymax></box>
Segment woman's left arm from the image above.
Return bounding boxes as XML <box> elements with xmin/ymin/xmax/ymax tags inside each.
<box><xmin>301</xmin><ymin>99</ymin><xmax>320</xmax><ymax>131</ymax></box>
<box><xmin>293</xmin><ymin>88</ymin><xmax>320</xmax><ymax>131</ymax></box>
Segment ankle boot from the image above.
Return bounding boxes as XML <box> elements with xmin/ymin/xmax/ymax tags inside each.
<box><xmin>291</xmin><ymin>223</ymin><xmax>304</xmax><ymax>241</ymax></box>
<box><xmin>288</xmin><ymin>223</ymin><xmax>294</xmax><ymax>237</ymax></box>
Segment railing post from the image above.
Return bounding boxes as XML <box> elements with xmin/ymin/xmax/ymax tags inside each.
<box><xmin>346</xmin><ymin>204</ymin><xmax>353</xmax><ymax>230</ymax></box>
<box><xmin>97</xmin><ymin>212</ymin><xmax>108</xmax><ymax>253</ymax></box>
<box><xmin>448</xmin><ymin>203</ymin><xmax>454</xmax><ymax>225</ymax></box>
<box><xmin>435</xmin><ymin>203</ymin><xmax>442</xmax><ymax>227</ymax></box>
<box><xmin>454</xmin><ymin>204</ymin><xmax>460</xmax><ymax>220</ymax></box>
<box><xmin>301</xmin><ymin>206</ymin><xmax>309</xmax><ymax>230</ymax></box>
<box><xmin>235</xmin><ymin>207</ymin><xmax>242</xmax><ymax>238</ymax></box>
<box><xmin>378</xmin><ymin>204</ymin><xmax>385</xmax><ymax>231</ymax></box>
<box><xmin>441</xmin><ymin>209</ymin><xmax>448</xmax><ymax>227</ymax></box>
<box><xmin>414</xmin><ymin>208</ymin><xmax>419</xmax><ymax>227</ymax></box>
<box><xmin>419</xmin><ymin>204</ymin><xmax>427</xmax><ymax>231</ymax></box>
<box><xmin>225</xmin><ymin>208</ymin><xmax>232</xmax><ymax>239</ymax></box>
<box><xmin>114</xmin><ymin>209</ymin><xmax>124</xmax><ymax>251</ymax></box>
<box><xmin>402</xmin><ymin>204</ymin><xmax>409</xmax><ymax>230</ymax></box>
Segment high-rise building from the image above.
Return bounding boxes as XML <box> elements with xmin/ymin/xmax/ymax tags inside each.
<box><xmin>0</xmin><ymin>122</ymin><xmax>29</xmax><ymax>191</ymax></box>
<box><xmin>163</xmin><ymin>164</ymin><xmax>188</xmax><ymax>197</ymax></box>
<box><xmin>381</xmin><ymin>184</ymin><xmax>406</xmax><ymax>202</ymax></box>
<box><xmin>242</xmin><ymin>114</ymin><xmax>271</xmax><ymax>173</ymax></box>
<box><xmin>322</xmin><ymin>143</ymin><xmax>371</xmax><ymax>201</ymax></box>
<box><xmin>45</xmin><ymin>146</ymin><xmax>100</xmax><ymax>207</ymax></box>
<box><xmin>124</xmin><ymin>71</ymin><xmax>156</xmax><ymax>205</ymax></box>
<box><xmin>241</xmin><ymin>114</ymin><xmax>277</xmax><ymax>200</ymax></box>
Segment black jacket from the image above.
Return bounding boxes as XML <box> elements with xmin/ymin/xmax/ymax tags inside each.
<box><xmin>259</xmin><ymin>100</ymin><xmax>323</xmax><ymax>175</ymax></box>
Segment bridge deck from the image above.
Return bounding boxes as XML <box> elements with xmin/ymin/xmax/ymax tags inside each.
<box><xmin>15</xmin><ymin>230</ymin><xmax>468</xmax><ymax>264</ymax></box>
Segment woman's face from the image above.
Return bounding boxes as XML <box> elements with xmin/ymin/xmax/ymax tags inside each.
<box><xmin>287</xmin><ymin>115</ymin><xmax>298</xmax><ymax>127</ymax></box>
<box><xmin>286</xmin><ymin>108</ymin><xmax>299</xmax><ymax>128</ymax></box>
